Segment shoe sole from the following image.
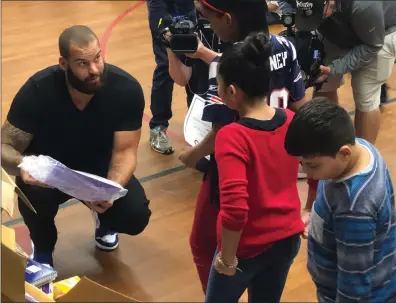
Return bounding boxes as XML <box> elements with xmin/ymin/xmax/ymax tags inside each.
<box><xmin>95</xmin><ymin>240</ymin><xmax>119</xmax><ymax>251</ymax></box>
<box><xmin>298</xmin><ymin>173</ymin><xmax>307</xmax><ymax>179</ymax></box>
<box><xmin>150</xmin><ymin>145</ymin><xmax>175</xmax><ymax>155</ymax></box>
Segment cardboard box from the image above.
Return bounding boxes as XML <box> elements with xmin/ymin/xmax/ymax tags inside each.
<box><xmin>1</xmin><ymin>169</ymin><xmax>139</xmax><ymax>302</ymax></box>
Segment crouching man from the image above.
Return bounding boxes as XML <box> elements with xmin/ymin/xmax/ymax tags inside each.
<box><xmin>1</xmin><ymin>25</ymin><xmax>152</xmax><ymax>267</ymax></box>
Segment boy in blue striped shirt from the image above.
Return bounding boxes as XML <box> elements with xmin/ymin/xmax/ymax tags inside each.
<box><xmin>284</xmin><ymin>98</ymin><xmax>396</xmax><ymax>303</ymax></box>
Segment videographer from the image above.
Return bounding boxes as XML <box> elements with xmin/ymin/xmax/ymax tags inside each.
<box><xmin>159</xmin><ymin>9</ymin><xmax>228</xmax><ymax>172</ymax></box>
<box><xmin>279</xmin><ymin>0</ymin><xmax>396</xmax><ymax>145</ymax></box>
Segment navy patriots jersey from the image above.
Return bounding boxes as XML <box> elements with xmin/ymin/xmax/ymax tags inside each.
<box><xmin>202</xmin><ymin>34</ymin><xmax>305</xmax><ymax>125</ymax></box>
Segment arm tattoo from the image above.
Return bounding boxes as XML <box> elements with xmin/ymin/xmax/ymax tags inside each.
<box><xmin>1</xmin><ymin>121</ymin><xmax>33</xmax><ymax>176</ymax></box>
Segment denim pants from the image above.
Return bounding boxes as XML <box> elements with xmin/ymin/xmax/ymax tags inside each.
<box><xmin>147</xmin><ymin>0</ymin><xmax>195</xmax><ymax>129</ymax></box>
<box><xmin>205</xmin><ymin>234</ymin><xmax>301</xmax><ymax>303</ymax></box>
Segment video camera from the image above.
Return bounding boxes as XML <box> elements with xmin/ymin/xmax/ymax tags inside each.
<box><xmin>158</xmin><ymin>14</ymin><xmax>210</xmax><ymax>55</ymax></box>
<box><xmin>278</xmin><ymin>10</ymin><xmax>325</xmax><ymax>90</ymax></box>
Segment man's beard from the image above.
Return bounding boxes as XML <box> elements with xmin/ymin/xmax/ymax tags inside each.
<box><xmin>66</xmin><ymin>64</ymin><xmax>107</xmax><ymax>95</ymax></box>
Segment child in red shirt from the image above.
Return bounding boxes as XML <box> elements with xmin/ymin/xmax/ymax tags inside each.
<box><xmin>205</xmin><ymin>32</ymin><xmax>304</xmax><ymax>303</ymax></box>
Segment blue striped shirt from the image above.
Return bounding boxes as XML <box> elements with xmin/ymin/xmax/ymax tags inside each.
<box><xmin>308</xmin><ymin>138</ymin><xmax>396</xmax><ymax>303</ymax></box>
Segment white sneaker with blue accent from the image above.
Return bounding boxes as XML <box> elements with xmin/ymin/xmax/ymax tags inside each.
<box><xmin>91</xmin><ymin>210</ymin><xmax>119</xmax><ymax>251</ymax></box>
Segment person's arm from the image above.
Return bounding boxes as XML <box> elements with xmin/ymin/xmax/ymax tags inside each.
<box><xmin>305</xmin><ymin>178</ymin><xmax>318</xmax><ymax>211</ymax></box>
<box><xmin>188</xmin><ymin>43</ymin><xmax>219</xmax><ymax>65</ymax></box>
<box><xmin>107</xmin><ymin>81</ymin><xmax>145</xmax><ymax>187</ymax></box>
<box><xmin>215</xmin><ymin>128</ymin><xmax>249</xmax><ymax>264</ymax></box>
<box><xmin>1</xmin><ymin>121</ymin><xmax>33</xmax><ymax>176</ymax></box>
<box><xmin>277</xmin><ymin>0</ymin><xmax>296</xmax><ymax>14</ymax></box>
<box><xmin>329</xmin><ymin>2</ymin><xmax>385</xmax><ymax>76</ymax></box>
<box><xmin>267</xmin><ymin>1</ymin><xmax>279</xmax><ymax>12</ymax></box>
<box><xmin>334</xmin><ymin>212</ymin><xmax>376</xmax><ymax>302</ymax></box>
<box><xmin>107</xmin><ymin>129</ymin><xmax>141</xmax><ymax>187</ymax></box>
<box><xmin>1</xmin><ymin>78</ymin><xmax>41</xmax><ymax>177</ymax></box>
<box><xmin>179</xmin><ymin>127</ymin><xmax>216</xmax><ymax>168</ymax></box>
<box><xmin>167</xmin><ymin>49</ymin><xmax>193</xmax><ymax>86</ymax></box>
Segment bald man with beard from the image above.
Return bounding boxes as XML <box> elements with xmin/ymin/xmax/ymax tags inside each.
<box><xmin>1</xmin><ymin>25</ymin><xmax>151</xmax><ymax>267</ymax></box>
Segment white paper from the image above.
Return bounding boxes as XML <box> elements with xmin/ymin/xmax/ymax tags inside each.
<box><xmin>26</xmin><ymin>265</ymin><xmax>41</xmax><ymax>273</ymax></box>
<box><xmin>184</xmin><ymin>95</ymin><xmax>212</xmax><ymax>160</ymax></box>
<box><xmin>18</xmin><ymin>155</ymin><xmax>128</xmax><ymax>202</ymax></box>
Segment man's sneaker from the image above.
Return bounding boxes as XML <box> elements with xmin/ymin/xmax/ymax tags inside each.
<box><xmin>92</xmin><ymin>211</ymin><xmax>119</xmax><ymax>251</ymax></box>
<box><xmin>30</xmin><ymin>241</ymin><xmax>54</xmax><ymax>267</ymax></box>
<box><xmin>298</xmin><ymin>163</ymin><xmax>307</xmax><ymax>179</ymax></box>
<box><xmin>149</xmin><ymin>126</ymin><xmax>174</xmax><ymax>154</ymax></box>
<box><xmin>95</xmin><ymin>228</ymin><xmax>119</xmax><ymax>251</ymax></box>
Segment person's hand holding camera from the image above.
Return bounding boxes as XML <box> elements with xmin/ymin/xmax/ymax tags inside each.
<box><xmin>316</xmin><ymin>65</ymin><xmax>331</xmax><ymax>83</ymax></box>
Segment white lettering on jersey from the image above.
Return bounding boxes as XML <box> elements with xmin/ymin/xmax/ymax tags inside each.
<box><xmin>269</xmin><ymin>88</ymin><xmax>290</xmax><ymax>108</ymax></box>
<box><xmin>269</xmin><ymin>51</ymin><xmax>288</xmax><ymax>71</ymax></box>
<box><xmin>274</xmin><ymin>34</ymin><xmax>297</xmax><ymax>60</ymax></box>
<box><xmin>209</xmin><ymin>60</ymin><xmax>219</xmax><ymax>79</ymax></box>
<box><xmin>208</xmin><ymin>85</ymin><xmax>218</xmax><ymax>92</ymax></box>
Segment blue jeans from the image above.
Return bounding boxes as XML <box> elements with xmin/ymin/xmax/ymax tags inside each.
<box><xmin>147</xmin><ymin>0</ymin><xmax>195</xmax><ymax>129</ymax></box>
<box><xmin>205</xmin><ymin>234</ymin><xmax>301</xmax><ymax>303</ymax></box>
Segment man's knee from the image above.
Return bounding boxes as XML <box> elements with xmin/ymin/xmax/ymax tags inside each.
<box><xmin>126</xmin><ymin>206</ymin><xmax>152</xmax><ymax>236</ymax></box>
<box><xmin>352</xmin><ymin>83</ymin><xmax>381</xmax><ymax>113</ymax></box>
<box><xmin>354</xmin><ymin>99</ymin><xmax>380</xmax><ymax>113</ymax></box>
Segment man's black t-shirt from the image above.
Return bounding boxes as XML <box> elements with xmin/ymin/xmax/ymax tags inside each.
<box><xmin>7</xmin><ymin>63</ymin><xmax>145</xmax><ymax>178</ymax></box>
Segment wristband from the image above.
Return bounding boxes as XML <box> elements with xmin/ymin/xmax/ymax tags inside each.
<box><xmin>217</xmin><ymin>252</ymin><xmax>242</xmax><ymax>272</ymax></box>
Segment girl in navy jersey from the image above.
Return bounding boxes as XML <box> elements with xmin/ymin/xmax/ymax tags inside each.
<box><xmin>204</xmin><ymin>31</ymin><xmax>304</xmax><ymax>303</ymax></box>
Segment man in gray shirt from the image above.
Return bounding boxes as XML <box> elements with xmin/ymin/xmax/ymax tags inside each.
<box><xmin>279</xmin><ymin>0</ymin><xmax>396</xmax><ymax>144</ymax></box>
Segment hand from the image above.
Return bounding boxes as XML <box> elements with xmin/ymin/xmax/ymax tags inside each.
<box><xmin>315</xmin><ymin>65</ymin><xmax>331</xmax><ymax>83</ymax></box>
<box><xmin>301</xmin><ymin>208</ymin><xmax>311</xmax><ymax>239</ymax></box>
<box><xmin>214</xmin><ymin>253</ymin><xmax>237</xmax><ymax>276</ymax></box>
<box><xmin>86</xmin><ymin>201</ymin><xmax>113</xmax><ymax>214</ymax></box>
<box><xmin>163</xmin><ymin>30</ymin><xmax>172</xmax><ymax>42</ymax></box>
<box><xmin>185</xmin><ymin>36</ymin><xmax>205</xmax><ymax>59</ymax></box>
<box><xmin>20</xmin><ymin>168</ymin><xmax>51</xmax><ymax>188</ymax></box>
<box><xmin>179</xmin><ymin>148</ymin><xmax>199</xmax><ymax>168</ymax></box>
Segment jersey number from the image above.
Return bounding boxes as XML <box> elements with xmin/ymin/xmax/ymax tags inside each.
<box><xmin>269</xmin><ymin>88</ymin><xmax>289</xmax><ymax>108</ymax></box>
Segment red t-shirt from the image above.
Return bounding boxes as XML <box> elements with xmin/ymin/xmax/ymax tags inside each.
<box><xmin>215</xmin><ymin>108</ymin><xmax>304</xmax><ymax>259</ymax></box>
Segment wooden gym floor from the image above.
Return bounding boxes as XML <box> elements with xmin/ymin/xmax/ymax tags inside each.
<box><xmin>2</xmin><ymin>1</ymin><xmax>395</xmax><ymax>302</ymax></box>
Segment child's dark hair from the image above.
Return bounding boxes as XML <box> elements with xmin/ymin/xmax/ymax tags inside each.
<box><xmin>284</xmin><ymin>97</ymin><xmax>356</xmax><ymax>157</ymax></box>
<box><xmin>202</xmin><ymin>0</ymin><xmax>269</xmax><ymax>39</ymax></box>
<box><xmin>218</xmin><ymin>32</ymin><xmax>273</xmax><ymax>99</ymax></box>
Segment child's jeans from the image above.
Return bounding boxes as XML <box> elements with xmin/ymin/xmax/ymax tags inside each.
<box><xmin>205</xmin><ymin>234</ymin><xmax>301</xmax><ymax>303</ymax></box>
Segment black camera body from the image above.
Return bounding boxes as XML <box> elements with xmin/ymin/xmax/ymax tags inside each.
<box><xmin>159</xmin><ymin>14</ymin><xmax>208</xmax><ymax>55</ymax></box>
<box><xmin>278</xmin><ymin>12</ymin><xmax>325</xmax><ymax>90</ymax></box>
<box><xmin>167</xmin><ymin>15</ymin><xmax>198</xmax><ymax>54</ymax></box>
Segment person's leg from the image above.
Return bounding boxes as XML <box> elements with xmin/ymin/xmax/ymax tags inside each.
<box><xmin>248</xmin><ymin>235</ymin><xmax>301</xmax><ymax>303</ymax></box>
<box><xmin>351</xmin><ymin>31</ymin><xmax>396</xmax><ymax>144</ymax></box>
<box><xmin>95</xmin><ymin>175</ymin><xmax>151</xmax><ymax>250</ymax></box>
<box><xmin>17</xmin><ymin>179</ymin><xmax>70</xmax><ymax>267</ymax></box>
<box><xmin>147</xmin><ymin>0</ymin><xmax>175</xmax><ymax>154</ymax></box>
<box><xmin>174</xmin><ymin>0</ymin><xmax>195</xmax><ymax>15</ymax></box>
<box><xmin>190</xmin><ymin>174</ymin><xmax>219</xmax><ymax>293</ymax></box>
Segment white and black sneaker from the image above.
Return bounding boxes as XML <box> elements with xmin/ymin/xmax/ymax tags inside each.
<box><xmin>298</xmin><ymin>163</ymin><xmax>307</xmax><ymax>179</ymax></box>
<box><xmin>91</xmin><ymin>211</ymin><xmax>119</xmax><ymax>251</ymax></box>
